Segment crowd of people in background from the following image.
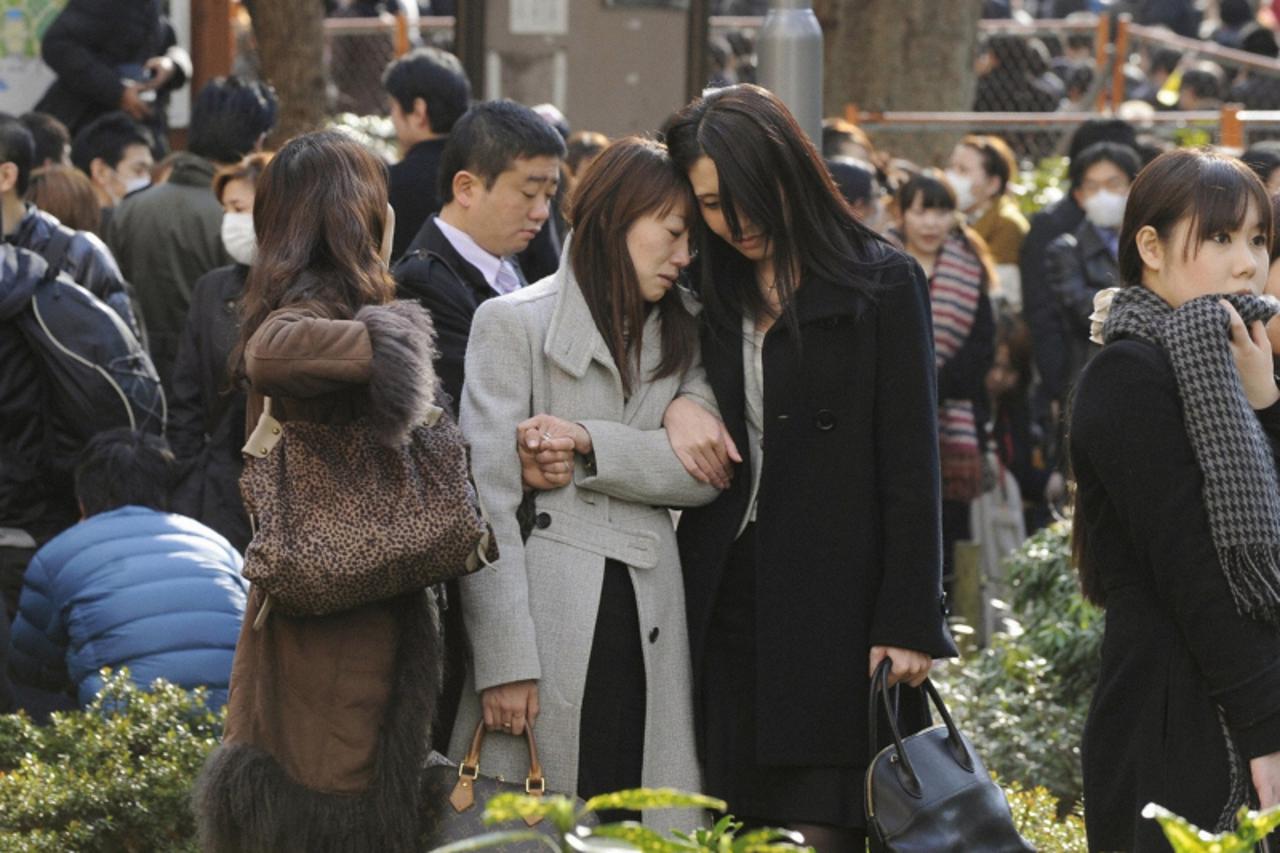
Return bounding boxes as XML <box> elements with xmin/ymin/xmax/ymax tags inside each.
<box><xmin>9</xmin><ymin>0</ymin><xmax>1280</xmax><ymax>851</ymax></box>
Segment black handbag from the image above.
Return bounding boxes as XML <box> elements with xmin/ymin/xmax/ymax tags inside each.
<box><xmin>864</xmin><ymin>659</ymin><xmax>1033</xmax><ymax>853</ymax></box>
<box><xmin>422</xmin><ymin>721</ymin><xmax>597</xmax><ymax>851</ymax></box>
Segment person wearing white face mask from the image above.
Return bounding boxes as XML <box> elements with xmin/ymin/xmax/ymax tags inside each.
<box><xmin>947</xmin><ymin>135</ymin><xmax>1029</xmax><ymax>309</ymax></box>
<box><xmin>1044</xmin><ymin>142</ymin><xmax>1142</xmax><ymax>405</ymax></box>
<box><xmin>167</xmin><ymin>152</ymin><xmax>273</xmax><ymax>553</ymax></box>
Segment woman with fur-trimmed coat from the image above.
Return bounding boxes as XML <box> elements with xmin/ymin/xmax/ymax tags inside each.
<box><xmin>193</xmin><ymin>132</ymin><xmax>441</xmax><ymax>853</ymax></box>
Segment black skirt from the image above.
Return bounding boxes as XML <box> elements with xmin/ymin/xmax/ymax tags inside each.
<box><xmin>577</xmin><ymin>559</ymin><xmax>645</xmax><ymax>823</ymax></box>
<box><xmin>701</xmin><ymin>525</ymin><xmax>866</xmax><ymax>829</ymax></box>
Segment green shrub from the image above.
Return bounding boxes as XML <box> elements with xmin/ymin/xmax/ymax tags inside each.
<box><xmin>935</xmin><ymin>522</ymin><xmax>1102</xmax><ymax>811</ymax></box>
<box><xmin>1014</xmin><ymin>157</ymin><xmax>1069</xmax><ymax>218</ymax></box>
<box><xmin>0</xmin><ymin>669</ymin><xmax>221</xmax><ymax>852</ymax></box>
<box><xmin>1005</xmin><ymin>782</ymin><xmax>1088</xmax><ymax>852</ymax></box>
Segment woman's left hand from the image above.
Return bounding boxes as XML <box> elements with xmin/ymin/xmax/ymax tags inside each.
<box><xmin>1222</xmin><ymin>301</ymin><xmax>1280</xmax><ymax>410</ymax></box>
<box><xmin>869</xmin><ymin>645</ymin><xmax>932</xmax><ymax>688</ymax></box>
<box><xmin>516</xmin><ymin>414</ymin><xmax>591</xmax><ymax>490</ymax></box>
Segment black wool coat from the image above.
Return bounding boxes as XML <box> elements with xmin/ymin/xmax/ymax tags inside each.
<box><xmin>1044</xmin><ymin>220</ymin><xmax>1119</xmax><ymax>396</ymax></box>
<box><xmin>1071</xmin><ymin>338</ymin><xmax>1280</xmax><ymax>852</ymax></box>
<box><xmin>677</xmin><ymin>241</ymin><xmax>958</xmax><ymax>769</ymax></box>
<box><xmin>169</xmin><ymin>264</ymin><xmax>250</xmax><ymax>552</ymax></box>
<box><xmin>393</xmin><ymin>216</ymin><xmax>499</xmax><ymax>415</ymax></box>
<box><xmin>387</xmin><ymin>138</ymin><xmax>446</xmax><ymax>263</ymax></box>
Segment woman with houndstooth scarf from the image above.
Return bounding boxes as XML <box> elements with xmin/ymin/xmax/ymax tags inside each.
<box><xmin>1071</xmin><ymin>147</ymin><xmax>1280</xmax><ymax>851</ymax></box>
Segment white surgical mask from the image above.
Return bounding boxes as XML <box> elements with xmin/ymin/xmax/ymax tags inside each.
<box><xmin>944</xmin><ymin>171</ymin><xmax>976</xmax><ymax>213</ymax></box>
<box><xmin>1083</xmin><ymin>189</ymin><xmax>1127</xmax><ymax>229</ymax></box>
<box><xmin>221</xmin><ymin>211</ymin><xmax>257</xmax><ymax>266</ymax></box>
<box><xmin>123</xmin><ymin>176</ymin><xmax>151</xmax><ymax>196</ymax></box>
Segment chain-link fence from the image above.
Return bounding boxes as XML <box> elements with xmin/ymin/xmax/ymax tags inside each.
<box><xmin>231</xmin><ymin>6</ymin><xmax>456</xmax><ymax>121</ymax></box>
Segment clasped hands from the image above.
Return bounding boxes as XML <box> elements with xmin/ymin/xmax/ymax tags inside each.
<box><xmin>516</xmin><ymin>397</ymin><xmax>743</xmax><ymax>492</ymax></box>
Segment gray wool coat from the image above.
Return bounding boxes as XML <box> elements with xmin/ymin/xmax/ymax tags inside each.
<box><xmin>452</xmin><ymin>256</ymin><xmax>718</xmax><ymax>834</ymax></box>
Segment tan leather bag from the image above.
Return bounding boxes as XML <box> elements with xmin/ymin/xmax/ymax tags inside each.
<box><xmin>239</xmin><ymin>397</ymin><xmax>497</xmax><ymax>618</ymax></box>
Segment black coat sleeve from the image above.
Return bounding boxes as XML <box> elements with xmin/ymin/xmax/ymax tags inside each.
<box><xmin>869</xmin><ymin>261</ymin><xmax>957</xmax><ymax>659</ymax></box>
<box><xmin>1021</xmin><ymin>211</ymin><xmax>1072</xmax><ymax>402</ymax></box>
<box><xmin>168</xmin><ymin>278</ymin><xmax>211</xmax><ymax>463</ymax></box>
<box><xmin>393</xmin><ymin>255</ymin><xmax>477</xmax><ymax>416</ymax></box>
<box><xmin>40</xmin><ymin>0</ymin><xmax>125</xmax><ymax>111</ymax></box>
<box><xmin>1045</xmin><ymin>234</ymin><xmax>1095</xmax><ymax>339</ymax></box>
<box><xmin>1072</xmin><ymin>341</ymin><xmax>1280</xmax><ymax>758</ymax></box>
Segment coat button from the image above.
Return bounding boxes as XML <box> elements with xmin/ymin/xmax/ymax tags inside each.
<box><xmin>815</xmin><ymin>409</ymin><xmax>837</xmax><ymax>431</ymax></box>
<box><xmin>534</xmin><ymin>512</ymin><xmax>551</xmax><ymax>530</ymax></box>
<box><xmin>649</xmin><ymin>627</ymin><xmax>660</xmax><ymax>643</ymax></box>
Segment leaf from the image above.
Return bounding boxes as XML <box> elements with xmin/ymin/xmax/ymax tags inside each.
<box><xmin>428</xmin><ymin>829</ymin><xmax>561</xmax><ymax>853</ymax></box>
<box><xmin>590</xmin><ymin>822</ymin><xmax>695</xmax><ymax>852</ymax></box>
<box><xmin>1142</xmin><ymin>803</ymin><xmax>1232</xmax><ymax>852</ymax></box>
<box><xmin>583</xmin><ymin>788</ymin><xmax>726</xmax><ymax>815</ymax></box>
<box><xmin>482</xmin><ymin>792</ymin><xmax>571</xmax><ymax>824</ymax></box>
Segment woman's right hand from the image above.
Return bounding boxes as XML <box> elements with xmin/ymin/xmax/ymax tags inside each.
<box><xmin>662</xmin><ymin>396</ymin><xmax>741</xmax><ymax>490</ymax></box>
<box><xmin>481</xmin><ymin>679</ymin><xmax>540</xmax><ymax>736</ymax></box>
<box><xmin>1223</xmin><ymin>301</ymin><xmax>1280</xmax><ymax>410</ymax></box>
<box><xmin>1251</xmin><ymin>750</ymin><xmax>1280</xmax><ymax>810</ymax></box>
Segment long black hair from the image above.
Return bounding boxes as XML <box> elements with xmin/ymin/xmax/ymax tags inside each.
<box><xmin>663</xmin><ymin>84</ymin><xmax>891</xmax><ymax>333</ymax></box>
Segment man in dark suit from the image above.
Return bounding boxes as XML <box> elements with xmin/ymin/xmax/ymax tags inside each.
<box><xmin>382</xmin><ymin>48</ymin><xmax>472</xmax><ymax>262</ymax></box>
<box><xmin>393</xmin><ymin>100</ymin><xmax>565</xmax><ymax>414</ymax></box>
<box><xmin>392</xmin><ymin>100</ymin><xmax>564</xmax><ymax>754</ymax></box>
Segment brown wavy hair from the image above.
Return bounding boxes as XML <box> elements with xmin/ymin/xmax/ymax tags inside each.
<box><xmin>567</xmin><ymin>136</ymin><xmax>697</xmax><ymax>397</ymax></box>
<box><xmin>232</xmin><ymin>131</ymin><xmax>395</xmax><ymax>379</ymax></box>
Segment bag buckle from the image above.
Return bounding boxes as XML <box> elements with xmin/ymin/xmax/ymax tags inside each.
<box><xmin>525</xmin><ymin>776</ymin><xmax>546</xmax><ymax>795</ymax></box>
<box><xmin>458</xmin><ymin>762</ymin><xmax>479</xmax><ymax>780</ymax></box>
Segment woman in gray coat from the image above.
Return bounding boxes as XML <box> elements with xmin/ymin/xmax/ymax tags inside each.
<box><xmin>452</xmin><ymin>138</ymin><xmax>728</xmax><ymax>832</ymax></box>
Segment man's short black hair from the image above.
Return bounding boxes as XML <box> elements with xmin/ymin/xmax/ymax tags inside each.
<box><xmin>438</xmin><ymin>100</ymin><xmax>566</xmax><ymax>203</ymax></box>
<box><xmin>0</xmin><ymin>113</ymin><xmax>35</xmax><ymax>195</ymax></box>
<box><xmin>1244</xmin><ymin>140</ymin><xmax>1280</xmax><ymax>185</ymax></box>
<box><xmin>1150</xmin><ymin>47</ymin><xmax>1182</xmax><ymax>77</ymax></box>
<box><xmin>188</xmin><ymin>76</ymin><xmax>279</xmax><ymax>165</ymax></box>
<box><xmin>74</xmin><ymin>429</ymin><xmax>175</xmax><ymax>517</ymax></box>
<box><xmin>1069</xmin><ymin>141</ymin><xmax>1142</xmax><ymax>189</ymax></box>
<box><xmin>382</xmin><ymin>47</ymin><xmax>472</xmax><ymax>134</ymax></box>
<box><xmin>19</xmin><ymin>112</ymin><xmax>69</xmax><ymax>168</ymax></box>
<box><xmin>1067</xmin><ymin>118</ymin><xmax>1137</xmax><ymax>163</ymax></box>
<box><xmin>70</xmin><ymin>112</ymin><xmax>154</xmax><ymax>175</ymax></box>
<box><xmin>1181</xmin><ymin>66</ymin><xmax>1223</xmax><ymax>101</ymax></box>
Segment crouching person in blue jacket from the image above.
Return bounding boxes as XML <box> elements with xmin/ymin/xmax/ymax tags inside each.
<box><xmin>8</xmin><ymin>428</ymin><xmax>247</xmax><ymax>715</ymax></box>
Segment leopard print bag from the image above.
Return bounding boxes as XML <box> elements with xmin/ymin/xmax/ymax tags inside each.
<box><xmin>239</xmin><ymin>397</ymin><xmax>498</xmax><ymax>618</ymax></box>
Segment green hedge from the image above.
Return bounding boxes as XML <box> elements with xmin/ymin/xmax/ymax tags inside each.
<box><xmin>0</xmin><ymin>671</ymin><xmax>221</xmax><ymax>852</ymax></box>
<box><xmin>936</xmin><ymin>522</ymin><xmax>1102</xmax><ymax>813</ymax></box>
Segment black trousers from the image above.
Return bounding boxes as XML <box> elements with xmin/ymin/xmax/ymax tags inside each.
<box><xmin>577</xmin><ymin>559</ymin><xmax>645</xmax><ymax>823</ymax></box>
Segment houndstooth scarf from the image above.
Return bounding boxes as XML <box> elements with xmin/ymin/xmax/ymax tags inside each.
<box><xmin>1103</xmin><ymin>285</ymin><xmax>1280</xmax><ymax>626</ymax></box>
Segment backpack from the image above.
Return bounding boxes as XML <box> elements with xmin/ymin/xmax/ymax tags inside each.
<box><xmin>18</xmin><ymin>236</ymin><xmax>165</xmax><ymax>466</ymax></box>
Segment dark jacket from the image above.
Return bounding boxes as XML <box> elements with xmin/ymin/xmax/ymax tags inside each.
<box><xmin>1045</xmin><ymin>219</ymin><xmax>1118</xmax><ymax>395</ymax></box>
<box><xmin>677</xmin><ymin>240</ymin><xmax>957</xmax><ymax>772</ymax></box>
<box><xmin>1020</xmin><ymin>194</ymin><xmax>1085</xmax><ymax>404</ymax></box>
<box><xmin>393</xmin><ymin>215</ymin><xmax>497</xmax><ymax>414</ymax></box>
<box><xmin>388</xmin><ymin>138</ymin><xmax>446</xmax><ymax>263</ymax></box>
<box><xmin>1071</xmin><ymin>339</ymin><xmax>1280</xmax><ymax>851</ymax></box>
<box><xmin>194</xmin><ymin>297</ymin><xmax>442</xmax><ymax>853</ymax></box>
<box><xmin>169</xmin><ymin>264</ymin><xmax>249</xmax><ymax>552</ymax></box>
<box><xmin>107</xmin><ymin>153</ymin><xmax>231</xmax><ymax>392</ymax></box>
<box><xmin>35</xmin><ymin>0</ymin><xmax>190</xmax><ymax>142</ymax></box>
<box><xmin>7</xmin><ymin>203</ymin><xmax>141</xmax><ymax>339</ymax></box>
<box><xmin>9</xmin><ymin>506</ymin><xmax>247</xmax><ymax>709</ymax></box>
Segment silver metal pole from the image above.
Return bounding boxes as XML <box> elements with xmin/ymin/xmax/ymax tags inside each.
<box><xmin>756</xmin><ymin>0</ymin><xmax>824</xmax><ymax>145</ymax></box>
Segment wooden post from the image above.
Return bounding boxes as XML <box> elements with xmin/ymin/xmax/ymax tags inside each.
<box><xmin>192</xmin><ymin>0</ymin><xmax>235</xmax><ymax>93</ymax></box>
<box><xmin>394</xmin><ymin>11</ymin><xmax>411</xmax><ymax>58</ymax></box>
<box><xmin>1221</xmin><ymin>104</ymin><xmax>1244</xmax><ymax>149</ymax></box>
<box><xmin>952</xmin><ymin>540</ymin><xmax>986</xmax><ymax>651</ymax></box>
<box><xmin>1110</xmin><ymin>15</ymin><xmax>1130</xmax><ymax>113</ymax></box>
<box><xmin>1092</xmin><ymin>14</ymin><xmax>1111</xmax><ymax>112</ymax></box>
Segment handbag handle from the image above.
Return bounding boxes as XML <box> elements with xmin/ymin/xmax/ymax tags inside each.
<box><xmin>867</xmin><ymin>658</ymin><xmax>974</xmax><ymax>799</ymax></box>
<box><xmin>455</xmin><ymin>718</ymin><xmax>546</xmax><ymax>792</ymax></box>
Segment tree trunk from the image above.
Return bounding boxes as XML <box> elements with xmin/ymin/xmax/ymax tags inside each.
<box><xmin>250</xmin><ymin>0</ymin><xmax>327</xmax><ymax>144</ymax></box>
<box><xmin>816</xmin><ymin>0</ymin><xmax>983</xmax><ymax>165</ymax></box>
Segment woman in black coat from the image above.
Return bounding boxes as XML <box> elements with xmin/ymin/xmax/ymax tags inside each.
<box><xmin>1070</xmin><ymin>149</ymin><xmax>1280</xmax><ymax>850</ymax></box>
<box><xmin>169</xmin><ymin>153</ymin><xmax>271</xmax><ymax>552</ymax></box>
<box><xmin>665</xmin><ymin>85</ymin><xmax>956</xmax><ymax>853</ymax></box>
